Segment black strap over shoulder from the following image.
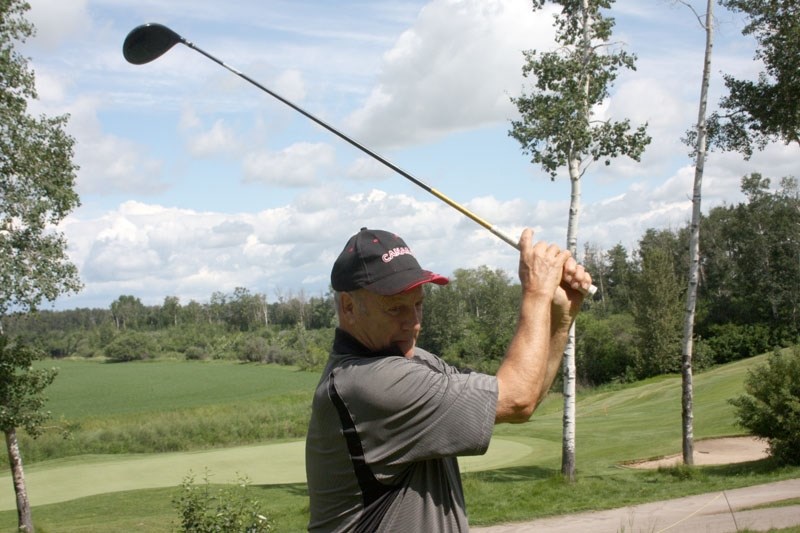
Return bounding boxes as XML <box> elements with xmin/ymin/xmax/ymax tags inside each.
<box><xmin>328</xmin><ymin>372</ymin><xmax>405</xmax><ymax>532</ymax></box>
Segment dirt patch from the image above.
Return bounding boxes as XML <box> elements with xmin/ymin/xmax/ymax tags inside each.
<box><xmin>626</xmin><ymin>436</ymin><xmax>769</xmax><ymax>469</ymax></box>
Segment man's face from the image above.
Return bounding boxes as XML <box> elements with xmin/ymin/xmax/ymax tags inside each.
<box><xmin>342</xmin><ymin>286</ymin><xmax>425</xmax><ymax>358</ymax></box>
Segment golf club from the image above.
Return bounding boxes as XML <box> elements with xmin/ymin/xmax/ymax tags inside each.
<box><xmin>123</xmin><ymin>22</ymin><xmax>596</xmax><ymax>296</ymax></box>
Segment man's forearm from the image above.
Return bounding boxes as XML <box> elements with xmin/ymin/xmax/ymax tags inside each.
<box><xmin>495</xmin><ymin>293</ymin><xmax>553</xmax><ymax>423</ymax></box>
<box><xmin>540</xmin><ymin>315</ymin><xmax>575</xmax><ymax>397</ymax></box>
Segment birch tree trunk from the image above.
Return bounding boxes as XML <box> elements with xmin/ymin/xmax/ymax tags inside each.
<box><xmin>562</xmin><ymin>157</ymin><xmax>583</xmax><ymax>481</ymax></box>
<box><xmin>681</xmin><ymin>0</ymin><xmax>714</xmax><ymax>466</ymax></box>
<box><xmin>561</xmin><ymin>321</ymin><xmax>577</xmax><ymax>480</ymax></box>
<box><xmin>5</xmin><ymin>429</ymin><xmax>34</xmax><ymax>532</ymax></box>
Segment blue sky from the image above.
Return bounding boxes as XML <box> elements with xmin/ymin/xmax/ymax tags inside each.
<box><xmin>22</xmin><ymin>0</ymin><xmax>798</xmax><ymax>310</ymax></box>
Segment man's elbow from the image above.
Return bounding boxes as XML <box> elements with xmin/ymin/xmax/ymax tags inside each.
<box><xmin>495</xmin><ymin>397</ymin><xmax>538</xmax><ymax>424</ymax></box>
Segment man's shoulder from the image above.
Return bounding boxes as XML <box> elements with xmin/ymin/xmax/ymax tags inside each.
<box><xmin>330</xmin><ymin>351</ymin><xmax>411</xmax><ymax>380</ymax></box>
<box><xmin>327</xmin><ymin>351</ymin><xmax>449</xmax><ymax>409</ymax></box>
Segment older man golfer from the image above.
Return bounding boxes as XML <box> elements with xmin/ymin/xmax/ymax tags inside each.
<box><xmin>305</xmin><ymin>227</ymin><xmax>591</xmax><ymax>532</ymax></box>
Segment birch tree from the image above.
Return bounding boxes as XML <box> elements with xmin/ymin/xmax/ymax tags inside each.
<box><xmin>509</xmin><ymin>0</ymin><xmax>650</xmax><ymax>481</ymax></box>
<box><xmin>0</xmin><ymin>1</ymin><xmax>81</xmax><ymax>530</ymax></box>
<box><xmin>675</xmin><ymin>0</ymin><xmax>715</xmax><ymax>467</ymax></box>
<box><xmin>0</xmin><ymin>338</ymin><xmax>58</xmax><ymax>532</ymax></box>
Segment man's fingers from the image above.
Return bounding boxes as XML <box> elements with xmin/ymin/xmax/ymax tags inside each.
<box><xmin>562</xmin><ymin>262</ymin><xmax>592</xmax><ymax>292</ymax></box>
<box><xmin>529</xmin><ymin>240</ymin><xmax>571</xmax><ymax>265</ymax></box>
<box><xmin>518</xmin><ymin>228</ymin><xmax>535</xmax><ymax>250</ymax></box>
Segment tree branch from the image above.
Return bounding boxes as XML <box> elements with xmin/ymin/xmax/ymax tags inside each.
<box><xmin>674</xmin><ymin>1</ymin><xmax>708</xmax><ymax>29</ymax></box>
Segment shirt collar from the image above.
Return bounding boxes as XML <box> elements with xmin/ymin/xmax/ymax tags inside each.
<box><xmin>332</xmin><ymin>328</ymin><xmax>404</xmax><ymax>358</ymax></box>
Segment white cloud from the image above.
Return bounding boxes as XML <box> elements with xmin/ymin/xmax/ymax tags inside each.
<box><xmin>187</xmin><ymin>119</ymin><xmax>240</xmax><ymax>157</ymax></box>
<box><xmin>274</xmin><ymin>69</ymin><xmax>307</xmax><ymax>102</ymax></box>
<box><xmin>58</xmin><ymin>192</ymin><xmax>523</xmax><ymax>307</ymax></box>
<box><xmin>179</xmin><ymin>106</ymin><xmax>202</xmax><ymax>130</ymax></box>
<box><xmin>61</xmin><ymin>98</ymin><xmax>167</xmax><ymax>195</ymax></box>
<box><xmin>346</xmin><ymin>156</ymin><xmax>393</xmax><ymax>181</ymax></box>
<box><xmin>345</xmin><ymin>0</ymin><xmax>559</xmax><ymax>148</ymax></box>
<box><xmin>242</xmin><ymin>142</ymin><xmax>336</xmax><ymax>186</ymax></box>
<box><xmin>31</xmin><ymin>68</ymin><xmax>70</xmax><ymax>103</ymax></box>
<box><xmin>27</xmin><ymin>0</ymin><xmax>91</xmax><ymax>49</ymax></box>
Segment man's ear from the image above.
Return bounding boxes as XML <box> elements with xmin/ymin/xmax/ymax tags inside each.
<box><xmin>339</xmin><ymin>292</ymin><xmax>357</xmax><ymax>325</ymax></box>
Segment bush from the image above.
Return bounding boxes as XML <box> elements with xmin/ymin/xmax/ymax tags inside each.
<box><xmin>104</xmin><ymin>331</ymin><xmax>160</xmax><ymax>362</ymax></box>
<box><xmin>729</xmin><ymin>347</ymin><xmax>800</xmax><ymax>465</ymax></box>
<box><xmin>184</xmin><ymin>346</ymin><xmax>210</xmax><ymax>361</ymax></box>
<box><xmin>173</xmin><ymin>470</ymin><xmax>272</xmax><ymax>532</ymax></box>
<box><xmin>705</xmin><ymin>323</ymin><xmax>772</xmax><ymax>364</ymax></box>
<box><xmin>689</xmin><ymin>337</ymin><xmax>715</xmax><ymax>372</ymax></box>
<box><xmin>235</xmin><ymin>335</ymin><xmax>272</xmax><ymax>363</ymax></box>
<box><xmin>576</xmin><ymin>313</ymin><xmax>639</xmax><ymax>386</ymax></box>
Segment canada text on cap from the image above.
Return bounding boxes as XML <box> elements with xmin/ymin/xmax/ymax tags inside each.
<box><xmin>331</xmin><ymin>228</ymin><xmax>449</xmax><ymax>295</ymax></box>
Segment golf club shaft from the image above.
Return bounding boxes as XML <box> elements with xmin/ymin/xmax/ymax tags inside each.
<box><xmin>169</xmin><ymin>35</ymin><xmax>595</xmax><ymax>296</ymax></box>
<box><xmin>185</xmin><ymin>39</ymin><xmax>519</xmax><ymax>249</ymax></box>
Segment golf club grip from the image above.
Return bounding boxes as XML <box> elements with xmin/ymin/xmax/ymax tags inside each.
<box><xmin>429</xmin><ymin>188</ymin><xmax>596</xmax><ymax>296</ymax></box>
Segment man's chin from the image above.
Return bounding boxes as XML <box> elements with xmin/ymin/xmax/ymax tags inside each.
<box><xmin>395</xmin><ymin>341</ymin><xmax>416</xmax><ymax>358</ymax></box>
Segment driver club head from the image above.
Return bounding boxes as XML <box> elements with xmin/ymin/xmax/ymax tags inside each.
<box><xmin>123</xmin><ymin>23</ymin><xmax>185</xmax><ymax>65</ymax></box>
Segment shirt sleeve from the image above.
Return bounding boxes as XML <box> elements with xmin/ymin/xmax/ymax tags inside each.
<box><xmin>330</xmin><ymin>352</ymin><xmax>498</xmax><ymax>470</ymax></box>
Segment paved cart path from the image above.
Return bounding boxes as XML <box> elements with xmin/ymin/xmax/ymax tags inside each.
<box><xmin>473</xmin><ymin>478</ymin><xmax>800</xmax><ymax>533</ymax></box>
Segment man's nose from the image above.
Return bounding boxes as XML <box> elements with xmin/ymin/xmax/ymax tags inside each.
<box><xmin>403</xmin><ymin>307</ymin><xmax>421</xmax><ymax>329</ymax></box>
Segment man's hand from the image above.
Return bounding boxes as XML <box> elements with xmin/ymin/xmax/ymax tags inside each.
<box><xmin>517</xmin><ymin>228</ymin><xmax>572</xmax><ymax>299</ymax></box>
<box><xmin>553</xmin><ymin>255</ymin><xmax>592</xmax><ymax>325</ymax></box>
<box><xmin>517</xmin><ymin>228</ymin><xmax>593</xmax><ymax>327</ymax></box>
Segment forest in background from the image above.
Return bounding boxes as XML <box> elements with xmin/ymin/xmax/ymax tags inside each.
<box><xmin>6</xmin><ymin>173</ymin><xmax>799</xmax><ymax>387</ymax></box>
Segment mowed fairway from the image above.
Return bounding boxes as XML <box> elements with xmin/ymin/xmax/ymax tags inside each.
<box><xmin>0</xmin><ymin>359</ymin><xmax>533</xmax><ymax>511</ymax></box>
<box><xmin>36</xmin><ymin>359</ymin><xmax>322</xmax><ymax>419</ymax></box>
<box><xmin>0</xmin><ymin>438</ymin><xmax>532</xmax><ymax>511</ymax></box>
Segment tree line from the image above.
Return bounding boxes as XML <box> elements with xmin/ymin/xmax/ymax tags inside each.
<box><xmin>6</xmin><ymin>172</ymin><xmax>798</xmax><ymax>384</ymax></box>
<box><xmin>5</xmin><ymin>287</ymin><xmax>337</xmax><ymax>370</ymax></box>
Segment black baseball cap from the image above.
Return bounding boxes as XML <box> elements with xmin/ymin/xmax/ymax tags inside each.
<box><xmin>331</xmin><ymin>228</ymin><xmax>449</xmax><ymax>295</ymax></box>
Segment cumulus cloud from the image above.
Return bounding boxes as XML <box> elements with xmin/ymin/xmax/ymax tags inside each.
<box><xmin>26</xmin><ymin>0</ymin><xmax>91</xmax><ymax>50</ymax></box>
<box><xmin>274</xmin><ymin>69</ymin><xmax>307</xmax><ymax>102</ymax></box>
<box><xmin>179</xmin><ymin>106</ymin><xmax>203</xmax><ymax>131</ymax></box>
<box><xmin>187</xmin><ymin>119</ymin><xmax>241</xmax><ymax>157</ymax></box>
<box><xmin>344</xmin><ymin>0</ymin><xmax>559</xmax><ymax>148</ymax></box>
<box><xmin>61</xmin><ymin>98</ymin><xmax>167</xmax><ymax>195</ymax></box>
<box><xmin>56</xmin><ymin>191</ymin><xmax>514</xmax><ymax>307</ymax></box>
<box><xmin>242</xmin><ymin>142</ymin><xmax>336</xmax><ymax>186</ymax></box>
<box><xmin>31</xmin><ymin>68</ymin><xmax>70</xmax><ymax>103</ymax></box>
<box><xmin>346</xmin><ymin>156</ymin><xmax>394</xmax><ymax>181</ymax></box>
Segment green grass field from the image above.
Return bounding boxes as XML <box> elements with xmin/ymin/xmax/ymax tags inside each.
<box><xmin>1</xmin><ymin>353</ymin><xmax>798</xmax><ymax>532</ymax></box>
<box><xmin>6</xmin><ymin>360</ymin><xmax>320</xmax><ymax>464</ymax></box>
<box><xmin>41</xmin><ymin>359</ymin><xmax>321</xmax><ymax>419</ymax></box>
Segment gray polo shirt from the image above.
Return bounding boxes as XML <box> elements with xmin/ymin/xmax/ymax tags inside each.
<box><xmin>305</xmin><ymin>329</ymin><xmax>498</xmax><ymax>532</ymax></box>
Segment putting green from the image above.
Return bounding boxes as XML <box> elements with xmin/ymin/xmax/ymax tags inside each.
<box><xmin>0</xmin><ymin>437</ymin><xmax>532</xmax><ymax>511</ymax></box>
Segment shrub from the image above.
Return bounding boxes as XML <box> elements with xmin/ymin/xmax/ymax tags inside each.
<box><xmin>729</xmin><ymin>347</ymin><xmax>800</xmax><ymax>465</ymax></box>
<box><xmin>689</xmin><ymin>337</ymin><xmax>715</xmax><ymax>372</ymax></box>
<box><xmin>104</xmin><ymin>331</ymin><xmax>159</xmax><ymax>362</ymax></box>
<box><xmin>576</xmin><ymin>313</ymin><xmax>639</xmax><ymax>386</ymax></box>
<box><xmin>235</xmin><ymin>335</ymin><xmax>271</xmax><ymax>363</ymax></box>
<box><xmin>705</xmin><ymin>323</ymin><xmax>772</xmax><ymax>364</ymax></box>
<box><xmin>184</xmin><ymin>346</ymin><xmax>210</xmax><ymax>361</ymax></box>
<box><xmin>173</xmin><ymin>470</ymin><xmax>272</xmax><ymax>532</ymax></box>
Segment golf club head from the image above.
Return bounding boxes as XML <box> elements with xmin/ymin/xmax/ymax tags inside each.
<box><xmin>123</xmin><ymin>23</ymin><xmax>184</xmax><ymax>65</ymax></box>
